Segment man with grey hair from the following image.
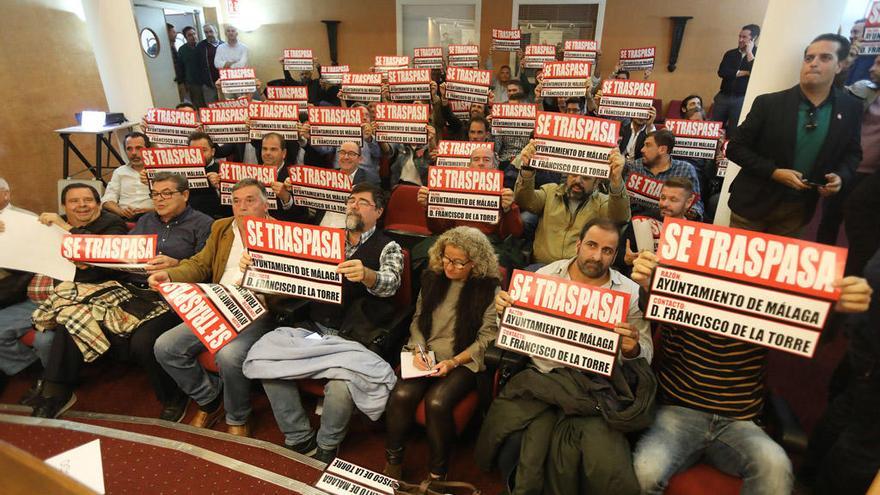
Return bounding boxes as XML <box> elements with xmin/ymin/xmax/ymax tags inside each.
<box><xmin>213</xmin><ymin>25</ymin><xmax>248</xmax><ymax>70</ymax></box>
<box><xmin>197</xmin><ymin>24</ymin><xmax>223</xmax><ymax>104</ymax></box>
<box><xmin>151</xmin><ymin>178</ymin><xmax>275</xmax><ymax>437</ymax></box>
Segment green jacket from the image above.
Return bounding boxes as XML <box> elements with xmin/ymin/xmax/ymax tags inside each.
<box><xmin>166</xmin><ymin>217</ymin><xmax>233</xmax><ymax>284</ymax></box>
<box><xmin>514</xmin><ymin>172</ymin><xmax>630</xmax><ymax>264</ymax></box>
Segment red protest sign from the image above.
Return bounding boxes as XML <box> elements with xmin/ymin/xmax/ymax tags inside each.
<box><xmin>340</xmin><ymin>73</ymin><xmax>383</xmax><ymax>102</ymax></box>
<box><xmin>598</xmin><ymin>79</ymin><xmax>657</xmax><ymax>120</ymax></box>
<box><xmin>665</xmin><ymin>119</ymin><xmax>723</xmax><ymax>160</ymax></box>
<box><xmin>445</xmin><ymin>67</ymin><xmax>492</xmax><ymax>104</ymax></box>
<box><xmin>320</xmin><ymin>65</ymin><xmax>350</xmax><ymax>85</ymax></box>
<box><xmin>62</xmin><ymin>234</ymin><xmax>157</xmax><ymax>273</ymax></box>
<box><xmin>498</xmin><ymin>269</ymin><xmax>629</xmax><ymax>376</ymax></box>
<box><xmin>374</xmin><ymin>103</ymin><xmax>429</xmax><ymax>145</ymax></box>
<box><xmin>199</xmin><ymin>106</ymin><xmax>250</xmax><ymax>144</ymax></box>
<box><xmin>219</xmin><ymin>67</ymin><xmax>257</xmax><ymax>95</ymax></box>
<box><xmin>141</xmin><ymin>146</ymin><xmax>208</xmax><ymax>188</ymax></box>
<box><xmin>541</xmin><ymin>61</ymin><xmax>591</xmax><ymax>97</ymax></box>
<box><xmin>387</xmin><ymin>69</ymin><xmax>432</xmax><ymax>101</ymax></box>
<box><xmin>242</xmin><ymin>216</ymin><xmax>345</xmax><ymax>304</ymax></box>
<box><xmin>287</xmin><ymin>164</ymin><xmax>353</xmax><ymax>213</ymax></box>
<box><xmin>143</xmin><ymin>108</ymin><xmax>200</xmax><ymax>146</ymax></box>
<box><xmin>282</xmin><ymin>48</ymin><xmax>314</xmax><ymax>72</ymax></box>
<box><xmin>618</xmin><ymin>46</ymin><xmax>655</xmax><ymax>71</ymax></box>
<box><xmin>530</xmin><ymin>111</ymin><xmax>620</xmax><ymax>178</ymax></box>
<box><xmin>413</xmin><ymin>47</ymin><xmax>444</xmax><ymax>69</ymax></box>
<box><xmin>426</xmin><ymin>166</ymin><xmax>504</xmax><ymax>224</ymax></box>
<box><xmin>248</xmin><ymin>101</ymin><xmax>300</xmax><ymax>140</ymax></box>
<box><xmin>492</xmin><ymin>29</ymin><xmax>521</xmax><ymax>51</ymax></box>
<box><xmin>307</xmin><ymin>107</ymin><xmax>364</xmax><ymax>146</ymax></box>
<box><xmin>563</xmin><ymin>40</ymin><xmax>598</xmax><ymax>61</ymax></box>
<box><xmin>523</xmin><ymin>44</ymin><xmax>557</xmax><ymax>69</ymax></box>
<box><xmin>448</xmin><ymin>44</ymin><xmax>480</xmax><ymax>68</ymax></box>
<box><xmin>491</xmin><ymin>103</ymin><xmax>537</xmax><ymax>137</ymax></box>
<box><xmin>436</xmin><ymin>140</ymin><xmax>495</xmax><ymax>167</ymax></box>
<box><xmin>158</xmin><ymin>283</ymin><xmax>266</xmax><ymax>353</ymax></box>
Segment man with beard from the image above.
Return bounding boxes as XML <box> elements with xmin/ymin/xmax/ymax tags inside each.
<box><xmin>196</xmin><ymin>24</ymin><xmax>222</xmax><ymax>105</ymax></box>
<box><xmin>714</xmin><ymin>24</ymin><xmax>759</xmax><ymax>130</ymax></box>
<box><xmin>514</xmin><ymin>141</ymin><xmax>630</xmax><ymax>268</ymax></box>
<box><xmin>102</xmin><ymin>132</ymin><xmax>154</xmax><ymax>220</ymax></box>
<box><xmin>486</xmin><ymin>218</ymin><xmax>654</xmax><ymax>493</ymax></box>
<box><xmin>624</xmin><ymin>129</ymin><xmax>704</xmax><ymax>221</ymax></box>
<box><xmin>241</xmin><ymin>182</ymin><xmax>404</xmax><ymax>464</ymax></box>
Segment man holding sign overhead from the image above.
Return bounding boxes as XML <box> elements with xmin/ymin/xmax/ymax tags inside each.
<box><xmin>480</xmin><ymin>219</ymin><xmax>655</xmax><ymax>493</ymax></box>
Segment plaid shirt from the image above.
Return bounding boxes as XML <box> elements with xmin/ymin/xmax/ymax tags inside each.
<box><xmin>494</xmin><ymin>134</ymin><xmax>532</xmax><ymax>163</ymax></box>
<box><xmin>624</xmin><ymin>158</ymin><xmax>705</xmax><ymax>220</ymax></box>
<box><xmin>27</xmin><ymin>275</ymin><xmax>55</xmax><ymax>302</ymax></box>
<box><xmin>32</xmin><ymin>281</ymin><xmax>168</xmax><ymax>362</ymax></box>
<box><xmin>346</xmin><ymin>226</ymin><xmax>403</xmax><ymax>298</ymax></box>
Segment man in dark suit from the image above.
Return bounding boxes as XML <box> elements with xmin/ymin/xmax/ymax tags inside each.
<box><xmin>727</xmin><ymin>33</ymin><xmax>862</xmax><ymax>237</ymax></box>
<box><xmin>618</xmin><ymin>107</ymin><xmax>656</xmax><ymax>162</ymax></box>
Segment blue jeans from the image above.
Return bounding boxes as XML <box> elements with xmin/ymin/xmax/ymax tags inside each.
<box><xmin>634</xmin><ymin>405</ymin><xmax>792</xmax><ymax>495</ymax></box>
<box><xmin>263</xmin><ymin>378</ymin><xmax>354</xmax><ymax>451</ymax></box>
<box><xmin>0</xmin><ymin>300</ymin><xmax>53</xmax><ymax>375</ymax></box>
<box><xmin>153</xmin><ymin>316</ymin><xmax>273</xmax><ymax>425</ymax></box>
<box><xmin>712</xmin><ymin>92</ymin><xmax>745</xmax><ymax>131</ymax></box>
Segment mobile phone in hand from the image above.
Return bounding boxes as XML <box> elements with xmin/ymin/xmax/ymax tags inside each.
<box><xmin>801</xmin><ymin>178</ymin><xmax>826</xmax><ymax>188</ymax></box>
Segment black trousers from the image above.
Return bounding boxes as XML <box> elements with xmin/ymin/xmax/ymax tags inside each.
<box><xmin>44</xmin><ymin>311</ymin><xmax>184</xmax><ymax>404</ymax></box>
<box><xmin>843</xmin><ymin>171</ymin><xmax>880</xmax><ymax>275</ymax></box>
<box><xmin>385</xmin><ymin>366</ymin><xmax>477</xmax><ymax>474</ymax></box>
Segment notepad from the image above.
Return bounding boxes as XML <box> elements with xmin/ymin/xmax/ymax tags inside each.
<box><xmin>400</xmin><ymin>351</ymin><xmax>437</xmax><ymax>379</ymax></box>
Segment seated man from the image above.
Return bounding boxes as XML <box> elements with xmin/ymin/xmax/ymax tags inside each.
<box><xmin>514</xmin><ymin>141</ymin><xmax>629</xmax><ymax>268</ymax></box>
<box><xmin>624</xmin><ymin>129</ymin><xmax>704</xmax><ymax>221</ymax></box>
<box><xmin>32</xmin><ymin>173</ymin><xmax>213</xmax><ymax>420</ymax></box>
<box><xmin>186</xmin><ymin>131</ymin><xmax>228</xmax><ymax>219</ymax></box>
<box><xmin>418</xmin><ymin>147</ymin><xmax>522</xmax><ymax>241</ymax></box>
<box><xmin>382</xmin><ymin>123</ymin><xmax>438</xmax><ymax>187</ymax></box>
<box><xmin>0</xmin><ymin>178</ymin><xmax>54</xmax><ymax>392</ymax></box>
<box><xmin>616</xmin><ymin>177</ymin><xmax>695</xmax><ymax>276</ymax></box>
<box><xmin>631</xmin><ymin>251</ymin><xmax>872</xmax><ymax>494</ymax></box>
<box><xmin>102</xmin><ymin>132</ymin><xmax>154</xmax><ymax>220</ymax></box>
<box><xmin>482</xmin><ymin>219</ymin><xmax>654</xmax><ymax>494</ymax></box>
<box><xmin>151</xmin><ymin>178</ymin><xmax>279</xmax><ymax>436</ymax></box>
<box><xmin>243</xmin><ymin>182</ymin><xmax>403</xmax><ymax>463</ymax></box>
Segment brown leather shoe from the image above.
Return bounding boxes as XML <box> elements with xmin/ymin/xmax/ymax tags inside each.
<box><xmin>226</xmin><ymin>421</ymin><xmax>251</xmax><ymax>437</ymax></box>
<box><xmin>188</xmin><ymin>406</ymin><xmax>223</xmax><ymax>429</ymax></box>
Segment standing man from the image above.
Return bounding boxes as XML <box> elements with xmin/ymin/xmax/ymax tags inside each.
<box><xmin>214</xmin><ymin>25</ymin><xmax>248</xmax><ymax>70</ymax></box>
<box><xmin>196</xmin><ymin>24</ymin><xmax>223</xmax><ymax>105</ymax></box>
<box><xmin>177</xmin><ymin>26</ymin><xmax>205</xmax><ymax>108</ymax></box>
<box><xmin>714</xmin><ymin>24</ymin><xmax>759</xmax><ymax>130</ymax></box>
<box><xmin>727</xmin><ymin>34</ymin><xmax>863</xmax><ymax>237</ymax></box>
<box><xmin>168</xmin><ymin>23</ymin><xmax>187</xmax><ymax>102</ymax></box>
<box><xmin>102</xmin><ymin>132</ymin><xmax>154</xmax><ymax>220</ymax></box>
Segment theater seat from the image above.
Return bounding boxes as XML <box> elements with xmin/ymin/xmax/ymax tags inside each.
<box><xmin>198</xmin><ymin>351</ymin><xmax>220</xmax><ymax>373</ymax></box>
<box><xmin>414</xmin><ymin>388</ymin><xmax>480</xmax><ymax>436</ymax></box>
<box><xmin>383</xmin><ymin>185</ymin><xmax>431</xmax><ymax>238</ymax></box>
<box><xmin>665</xmin><ymin>464</ymin><xmax>742</xmax><ymax>494</ymax></box>
<box><xmin>652</xmin><ymin>98</ymin><xmax>664</xmax><ymax>124</ymax></box>
<box><xmin>666</xmin><ymin>100</ymin><xmax>683</xmax><ymax>120</ymax></box>
<box><xmin>20</xmin><ymin>329</ymin><xmax>37</xmax><ymax>347</ymax></box>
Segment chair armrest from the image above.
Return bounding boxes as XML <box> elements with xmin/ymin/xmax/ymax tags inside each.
<box><xmin>485</xmin><ymin>344</ymin><xmax>529</xmax><ymax>389</ymax></box>
<box><xmin>266</xmin><ymin>296</ymin><xmax>310</xmax><ymax>326</ymax></box>
<box><xmin>764</xmin><ymin>389</ymin><xmax>808</xmax><ymax>453</ymax></box>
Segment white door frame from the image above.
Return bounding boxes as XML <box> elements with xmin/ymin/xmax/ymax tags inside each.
<box><xmin>510</xmin><ymin>0</ymin><xmax>606</xmax><ymax>70</ymax></box>
<box><xmin>396</xmin><ymin>0</ymin><xmax>482</xmax><ymax>55</ymax></box>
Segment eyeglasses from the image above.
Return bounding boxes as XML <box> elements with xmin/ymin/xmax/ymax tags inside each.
<box><xmin>805</xmin><ymin>108</ymin><xmax>818</xmax><ymax>131</ymax></box>
<box><xmin>442</xmin><ymin>255</ymin><xmax>472</xmax><ymax>270</ymax></box>
<box><xmin>346</xmin><ymin>197</ymin><xmax>376</xmax><ymax>208</ymax></box>
<box><xmin>338</xmin><ymin>150</ymin><xmax>361</xmax><ymax>158</ymax></box>
<box><xmin>149</xmin><ymin>190</ymin><xmax>183</xmax><ymax>200</ymax></box>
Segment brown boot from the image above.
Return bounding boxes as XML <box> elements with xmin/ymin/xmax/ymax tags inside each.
<box><xmin>189</xmin><ymin>405</ymin><xmax>223</xmax><ymax>429</ymax></box>
<box><xmin>226</xmin><ymin>420</ymin><xmax>251</xmax><ymax>437</ymax></box>
<box><xmin>383</xmin><ymin>447</ymin><xmax>404</xmax><ymax>479</ymax></box>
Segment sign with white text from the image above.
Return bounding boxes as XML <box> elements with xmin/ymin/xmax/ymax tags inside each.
<box><xmin>563</xmin><ymin>40</ymin><xmax>598</xmax><ymax>62</ymax></box>
<box><xmin>218</xmin><ymin>162</ymin><xmax>278</xmax><ymax>210</ymax></box>
<box><xmin>427</xmin><ymin>166</ymin><xmax>503</xmax><ymax>224</ymax></box>
<box><xmin>158</xmin><ymin>283</ymin><xmax>266</xmax><ymax>353</ymax></box>
<box><xmin>315</xmin><ymin>458</ymin><xmax>398</xmax><ymax>495</ymax></box>
<box><xmin>665</xmin><ymin>119</ymin><xmax>723</xmax><ymax>160</ymax></box>
<box><xmin>141</xmin><ymin>146</ymin><xmax>208</xmax><ymax>189</ymax></box>
<box><xmin>523</xmin><ymin>44</ymin><xmax>557</xmax><ymax>69</ymax></box>
<box><xmin>287</xmin><ymin>165</ymin><xmax>352</xmax><ymax>213</ymax></box>
<box><xmin>242</xmin><ymin>216</ymin><xmax>344</xmax><ymax>304</ymax></box>
<box><xmin>143</xmin><ymin>108</ymin><xmax>200</xmax><ymax>146</ymax></box>
<box><xmin>61</xmin><ymin>234</ymin><xmax>156</xmax><ymax>273</ymax></box>
<box><xmin>374</xmin><ymin>103</ymin><xmax>429</xmax><ymax>145</ymax></box>
<box><xmin>387</xmin><ymin>69</ymin><xmax>432</xmax><ymax>101</ymax></box>
<box><xmin>491</xmin><ymin>103</ymin><xmax>537</xmax><ymax>137</ymax></box>
<box><xmin>248</xmin><ymin>102</ymin><xmax>299</xmax><ymax>140</ymax></box>
<box><xmin>436</xmin><ymin>140</ymin><xmax>494</xmax><ymax>168</ymax></box>
<box><xmin>445</xmin><ymin>66</ymin><xmax>491</xmax><ymax>104</ymax></box>
<box><xmin>373</xmin><ymin>55</ymin><xmax>410</xmax><ymax>78</ymax></box>
<box><xmin>859</xmin><ymin>2</ymin><xmax>880</xmax><ymax>54</ymax></box>
<box><xmin>307</xmin><ymin>107</ymin><xmax>364</xmax><ymax>147</ymax></box>
<box><xmin>413</xmin><ymin>47</ymin><xmax>444</xmax><ymax>69</ymax></box>
<box><xmin>340</xmin><ymin>73</ymin><xmax>383</xmax><ymax>102</ymax></box>
<box><xmin>320</xmin><ymin>65</ymin><xmax>350</xmax><ymax>85</ymax></box>
<box><xmin>645</xmin><ymin>218</ymin><xmax>846</xmax><ymax>358</ymax></box>
<box><xmin>541</xmin><ymin>61</ymin><xmax>591</xmax><ymax>97</ymax></box>
<box><xmin>618</xmin><ymin>46</ymin><xmax>655</xmax><ymax>71</ymax></box>
<box><xmin>447</xmin><ymin>44</ymin><xmax>480</xmax><ymax>68</ymax></box>
<box><xmin>282</xmin><ymin>48</ymin><xmax>314</xmax><ymax>72</ymax></box>
<box><xmin>199</xmin><ymin>107</ymin><xmax>250</xmax><ymax>144</ymax></box>
<box><xmin>598</xmin><ymin>79</ymin><xmax>657</xmax><ymax>120</ymax></box>
<box><xmin>219</xmin><ymin>67</ymin><xmax>257</xmax><ymax>95</ymax></box>
<box><xmin>499</xmin><ymin>269</ymin><xmax>628</xmax><ymax>376</ymax></box>
<box><xmin>492</xmin><ymin>29</ymin><xmax>522</xmax><ymax>51</ymax></box>
<box><xmin>530</xmin><ymin>111</ymin><xmax>620</xmax><ymax>178</ymax></box>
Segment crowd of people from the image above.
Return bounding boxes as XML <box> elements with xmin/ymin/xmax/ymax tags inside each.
<box><xmin>0</xmin><ymin>18</ymin><xmax>879</xmax><ymax>495</ymax></box>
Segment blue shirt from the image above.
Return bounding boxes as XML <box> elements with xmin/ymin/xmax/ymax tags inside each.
<box><xmin>131</xmin><ymin>206</ymin><xmax>214</xmax><ymax>262</ymax></box>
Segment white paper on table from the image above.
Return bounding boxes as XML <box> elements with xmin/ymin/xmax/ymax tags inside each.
<box><xmin>0</xmin><ymin>208</ymin><xmax>76</xmax><ymax>281</ymax></box>
<box><xmin>45</xmin><ymin>439</ymin><xmax>106</xmax><ymax>494</ymax></box>
<box><xmin>400</xmin><ymin>351</ymin><xmax>436</xmax><ymax>379</ymax></box>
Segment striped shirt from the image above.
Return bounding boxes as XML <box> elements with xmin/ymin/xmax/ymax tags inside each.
<box><xmin>657</xmin><ymin>324</ymin><xmax>767</xmax><ymax>420</ymax></box>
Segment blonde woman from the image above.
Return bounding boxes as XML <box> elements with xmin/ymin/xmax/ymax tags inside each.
<box><xmin>384</xmin><ymin>227</ymin><xmax>501</xmax><ymax>480</ymax></box>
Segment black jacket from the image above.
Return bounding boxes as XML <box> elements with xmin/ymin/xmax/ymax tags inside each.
<box><xmin>727</xmin><ymin>85</ymin><xmax>862</xmax><ymax>220</ymax></box>
<box><xmin>618</xmin><ymin>123</ymin><xmax>650</xmax><ymax>160</ymax></box>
